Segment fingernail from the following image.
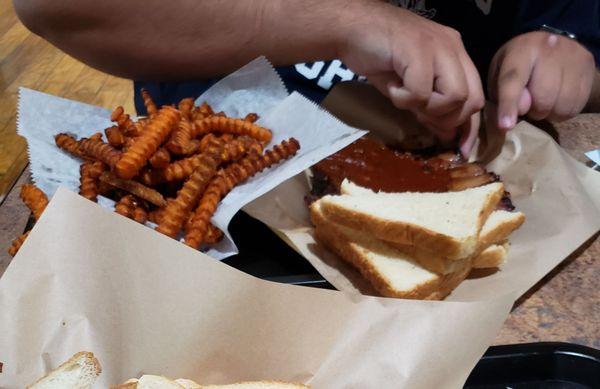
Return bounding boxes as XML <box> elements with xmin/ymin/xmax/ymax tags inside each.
<box><xmin>460</xmin><ymin>133</ymin><xmax>477</xmax><ymax>157</ymax></box>
<box><xmin>499</xmin><ymin>115</ymin><xmax>514</xmax><ymax>129</ymax></box>
<box><xmin>460</xmin><ymin>142</ymin><xmax>473</xmax><ymax>158</ymax></box>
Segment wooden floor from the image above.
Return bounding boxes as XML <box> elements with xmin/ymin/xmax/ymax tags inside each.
<box><xmin>0</xmin><ymin>0</ymin><xmax>134</xmax><ymax>202</ymax></box>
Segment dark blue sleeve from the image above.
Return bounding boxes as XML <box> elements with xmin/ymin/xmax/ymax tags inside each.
<box><xmin>133</xmin><ymin>79</ymin><xmax>219</xmax><ymax>116</ymax></box>
<box><xmin>512</xmin><ymin>0</ymin><xmax>600</xmax><ymax>66</ymax></box>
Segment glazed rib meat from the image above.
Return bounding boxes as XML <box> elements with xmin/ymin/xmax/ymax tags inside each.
<box><xmin>307</xmin><ymin>137</ymin><xmax>513</xmax><ymax>210</ymax></box>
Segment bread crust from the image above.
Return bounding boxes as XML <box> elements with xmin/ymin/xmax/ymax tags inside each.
<box><xmin>384</xmin><ymin>211</ymin><xmax>522</xmax><ymax>274</ymax></box>
<box><xmin>27</xmin><ymin>351</ymin><xmax>101</xmax><ymax>389</ymax></box>
<box><xmin>383</xmin><ymin>241</ymin><xmax>470</xmax><ymax>274</ymax></box>
<box><xmin>473</xmin><ymin>242</ymin><xmax>509</xmax><ymax>269</ymax></box>
<box><xmin>319</xmin><ymin>183</ymin><xmax>504</xmax><ymax>259</ymax></box>
<box><xmin>312</xmin><ymin>206</ymin><xmax>471</xmax><ymax>300</ymax></box>
<box><xmin>202</xmin><ymin>381</ymin><xmax>310</xmax><ymax>388</ymax></box>
<box><xmin>476</xmin><ymin>212</ymin><xmax>524</xmax><ymax>255</ymax></box>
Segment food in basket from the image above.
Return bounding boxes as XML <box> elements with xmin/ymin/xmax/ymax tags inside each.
<box><xmin>8</xmin><ymin>91</ymin><xmax>300</xmax><ymax>256</ymax></box>
<box><xmin>308</xmin><ymin>138</ymin><xmax>524</xmax><ymax>300</ymax></box>
<box><xmin>25</xmin><ymin>351</ymin><xmax>308</xmax><ymax>389</ymax></box>
<box><xmin>7</xmin><ymin>184</ymin><xmax>49</xmax><ymax>256</ymax></box>
<box><xmin>307</xmin><ymin>137</ymin><xmax>508</xmax><ymax>203</ymax></box>
<box><xmin>20</xmin><ymin>184</ymin><xmax>49</xmax><ymax>220</ymax></box>
<box><xmin>27</xmin><ymin>351</ymin><xmax>101</xmax><ymax>389</ymax></box>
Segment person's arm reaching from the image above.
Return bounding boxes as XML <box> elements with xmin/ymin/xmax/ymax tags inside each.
<box><xmin>13</xmin><ymin>0</ymin><xmax>484</xmax><ymax>155</ymax></box>
<box><xmin>13</xmin><ymin>0</ymin><xmax>345</xmax><ymax>80</ymax></box>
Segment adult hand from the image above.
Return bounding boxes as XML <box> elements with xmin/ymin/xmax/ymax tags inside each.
<box><xmin>488</xmin><ymin>31</ymin><xmax>595</xmax><ymax>130</ymax></box>
<box><xmin>339</xmin><ymin>3</ymin><xmax>484</xmax><ymax>155</ymax></box>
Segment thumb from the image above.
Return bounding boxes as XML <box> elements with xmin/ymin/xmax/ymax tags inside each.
<box><xmin>459</xmin><ymin>111</ymin><xmax>480</xmax><ymax>157</ymax></box>
<box><xmin>518</xmin><ymin>88</ymin><xmax>532</xmax><ymax>116</ymax></box>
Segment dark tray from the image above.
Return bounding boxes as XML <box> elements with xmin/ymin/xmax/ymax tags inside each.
<box><xmin>223</xmin><ymin>210</ymin><xmax>331</xmax><ymax>288</ymax></box>
<box><xmin>466</xmin><ymin>342</ymin><xmax>600</xmax><ymax>388</ymax></box>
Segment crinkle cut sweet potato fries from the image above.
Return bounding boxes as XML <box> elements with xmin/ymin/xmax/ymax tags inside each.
<box><xmin>8</xmin><ymin>90</ymin><xmax>300</xmax><ymax>256</ymax></box>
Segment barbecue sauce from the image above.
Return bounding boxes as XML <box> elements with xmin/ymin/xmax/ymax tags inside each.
<box><xmin>313</xmin><ymin>137</ymin><xmax>452</xmax><ymax>193</ymax></box>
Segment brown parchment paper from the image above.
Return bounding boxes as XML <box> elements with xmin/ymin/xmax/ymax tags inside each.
<box><xmin>0</xmin><ymin>189</ymin><xmax>514</xmax><ymax>388</ymax></box>
<box><xmin>243</xmin><ymin>84</ymin><xmax>600</xmax><ymax>302</ymax></box>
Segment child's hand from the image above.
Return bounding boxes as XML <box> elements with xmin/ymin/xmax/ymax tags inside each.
<box><xmin>488</xmin><ymin>31</ymin><xmax>595</xmax><ymax>130</ymax></box>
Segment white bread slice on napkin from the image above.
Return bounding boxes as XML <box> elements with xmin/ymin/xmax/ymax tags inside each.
<box><xmin>476</xmin><ymin>211</ymin><xmax>524</xmax><ymax>253</ymax></box>
<box><xmin>311</xmin><ymin>201</ymin><xmax>472</xmax><ymax>300</ymax></box>
<box><xmin>27</xmin><ymin>352</ymin><xmax>101</xmax><ymax>389</ymax></box>
<box><xmin>319</xmin><ymin>182</ymin><xmax>504</xmax><ymax>260</ymax></box>
<box><xmin>379</xmin><ymin>210</ymin><xmax>522</xmax><ymax>273</ymax></box>
<box><xmin>339</xmin><ymin>179</ymin><xmax>523</xmax><ymax>273</ymax></box>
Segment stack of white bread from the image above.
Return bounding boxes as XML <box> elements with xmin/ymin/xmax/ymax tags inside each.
<box><xmin>27</xmin><ymin>352</ymin><xmax>308</xmax><ymax>389</ymax></box>
<box><xmin>310</xmin><ymin>179</ymin><xmax>524</xmax><ymax>300</ymax></box>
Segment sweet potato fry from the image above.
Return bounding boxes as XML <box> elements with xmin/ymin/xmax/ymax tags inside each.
<box><xmin>219</xmin><ymin>134</ymin><xmax>234</xmax><ymax>142</ymax></box>
<box><xmin>149</xmin><ymin>147</ymin><xmax>171</xmax><ymax>169</ymax></box>
<box><xmin>204</xmin><ymin>223</ymin><xmax>224</xmax><ymax>244</ymax></box>
<box><xmin>115</xmin><ymin>194</ymin><xmax>133</xmax><ymax>217</ymax></box>
<box><xmin>199</xmin><ymin>134</ymin><xmax>263</xmax><ymax>158</ymax></box>
<box><xmin>115</xmin><ymin>106</ymin><xmax>180</xmax><ymax>179</ymax></box>
<box><xmin>89</xmin><ymin>132</ymin><xmax>103</xmax><ymax>142</ymax></box>
<box><xmin>155</xmin><ymin>152</ymin><xmax>221</xmax><ymax>238</ymax></box>
<box><xmin>196</xmin><ymin>102</ymin><xmax>214</xmax><ymax>117</ymax></box>
<box><xmin>55</xmin><ymin>133</ymin><xmax>89</xmax><ymax>159</ymax></box>
<box><xmin>111</xmin><ymin>106</ymin><xmax>135</xmax><ymax>134</ymax></box>
<box><xmin>79</xmin><ymin>161</ymin><xmax>106</xmax><ymax>202</ymax></box>
<box><xmin>123</xmin><ymin>136</ymin><xmax>136</xmax><ymax>150</ymax></box>
<box><xmin>193</xmin><ymin>116</ymin><xmax>272</xmax><ymax>143</ymax></box>
<box><xmin>185</xmin><ymin>138</ymin><xmax>299</xmax><ymax>248</ymax></box>
<box><xmin>79</xmin><ymin>137</ymin><xmax>122</xmax><ymax>168</ymax></box>
<box><xmin>147</xmin><ymin>208</ymin><xmax>165</xmax><ymax>224</ymax></box>
<box><xmin>141</xmin><ymin>89</ymin><xmax>158</xmax><ymax>118</ymax></box>
<box><xmin>140</xmin><ymin>136</ymin><xmax>261</xmax><ymax>186</ymax></box>
<box><xmin>105</xmin><ymin>125</ymin><xmax>126</xmax><ymax>148</ymax></box>
<box><xmin>178</xmin><ymin>97</ymin><xmax>195</xmax><ymax>122</ymax></box>
<box><xmin>244</xmin><ymin>113</ymin><xmax>259</xmax><ymax>123</ymax></box>
<box><xmin>100</xmin><ymin>171</ymin><xmax>167</xmax><ymax>207</ymax></box>
<box><xmin>115</xmin><ymin>194</ymin><xmax>148</xmax><ymax>224</ymax></box>
<box><xmin>132</xmin><ymin>206</ymin><xmax>148</xmax><ymax>224</ymax></box>
<box><xmin>20</xmin><ymin>184</ymin><xmax>49</xmax><ymax>220</ymax></box>
<box><xmin>165</xmin><ymin>120</ymin><xmax>196</xmax><ymax>155</ymax></box>
<box><xmin>8</xmin><ymin>231</ymin><xmax>30</xmax><ymax>257</ymax></box>
<box><xmin>183</xmin><ymin>169</ymin><xmax>234</xmax><ymax>244</ymax></box>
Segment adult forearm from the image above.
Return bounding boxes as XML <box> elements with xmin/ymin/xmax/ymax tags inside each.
<box><xmin>13</xmin><ymin>0</ymin><xmax>370</xmax><ymax>80</ymax></box>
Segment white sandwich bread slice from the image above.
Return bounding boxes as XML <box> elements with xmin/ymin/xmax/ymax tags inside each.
<box><xmin>319</xmin><ymin>182</ymin><xmax>505</xmax><ymax>260</ymax></box>
<box><xmin>339</xmin><ymin>180</ymin><xmax>524</xmax><ymax>273</ymax></box>
<box><xmin>27</xmin><ymin>351</ymin><xmax>101</xmax><ymax>389</ymax></box>
<box><xmin>375</xmin><ymin>210</ymin><xmax>522</xmax><ymax>273</ymax></box>
<box><xmin>114</xmin><ymin>376</ymin><xmax>308</xmax><ymax>389</ymax></box>
<box><xmin>139</xmin><ymin>375</ymin><xmax>187</xmax><ymax>388</ymax></box>
<box><xmin>201</xmin><ymin>382</ymin><xmax>310</xmax><ymax>388</ymax></box>
<box><xmin>472</xmin><ymin>241</ymin><xmax>509</xmax><ymax>269</ymax></box>
<box><xmin>477</xmin><ymin>211</ymin><xmax>524</xmax><ymax>252</ymax></box>
<box><xmin>311</xmin><ymin>201</ymin><xmax>472</xmax><ymax>300</ymax></box>
<box><xmin>175</xmin><ymin>378</ymin><xmax>202</xmax><ymax>388</ymax></box>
